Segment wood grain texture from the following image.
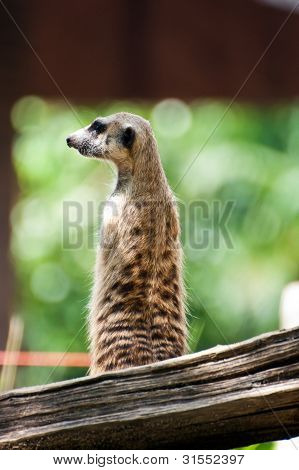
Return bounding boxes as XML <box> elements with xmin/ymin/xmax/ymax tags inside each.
<box><xmin>0</xmin><ymin>327</ymin><xmax>299</xmax><ymax>450</ymax></box>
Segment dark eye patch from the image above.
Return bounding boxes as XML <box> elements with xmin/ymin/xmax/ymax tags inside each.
<box><xmin>89</xmin><ymin>120</ymin><xmax>107</xmax><ymax>134</ymax></box>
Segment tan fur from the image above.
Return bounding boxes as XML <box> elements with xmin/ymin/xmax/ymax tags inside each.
<box><xmin>67</xmin><ymin>112</ymin><xmax>187</xmax><ymax>374</ymax></box>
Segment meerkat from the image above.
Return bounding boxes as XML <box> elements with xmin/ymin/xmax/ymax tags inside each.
<box><xmin>67</xmin><ymin>112</ymin><xmax>187</xmax><ymax>374</ymax></box>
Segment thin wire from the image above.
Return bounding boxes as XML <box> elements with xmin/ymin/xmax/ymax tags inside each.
<box><xmin>0</xmin><ymin>0</ymin><xmax>117</xmax><ymax>179</ymax></box>
<box><xmin>0</xmin><ymin>0</ymin><xmax>83</xmax><ymax>127</ymax></box>
<box><xmin>191</xmin><ymin>287</ymin><xmax>298</xmax><ymax>450</ymax></box>
<box><xmin>2</xmin><ymin>1</ymin><xmax>299</xmax><ymax>448</ymax></box>
<box><xmin>174</xmin><ymin>1</ymin><xmax>299</xmax><ymax>191</ymax></box>
<box><xmin>0</xmin><ymin>0</ymin><xmax>116</xmax><ymax>384</ymax></box>
<box><xmin>43</xmin><ymin>321</ymin><xmax>88</xmax><ymax>386</ymax></box>
<box><xmin>175</xmin><ymin>2</ymin><xmax>299</xmax><ymax>446</ymax></box>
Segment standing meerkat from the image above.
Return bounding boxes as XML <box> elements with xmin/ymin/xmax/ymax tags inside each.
<box><xmin>67</xmin><ymin>112</ymin><xmax>187</xmax><ymax>374</ymax></box>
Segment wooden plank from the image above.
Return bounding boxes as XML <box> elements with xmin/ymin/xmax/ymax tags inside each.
<box><xmin>0</xmin><ymin>327</ymin><xmax>298</xmax><ymax>449</ymax></box>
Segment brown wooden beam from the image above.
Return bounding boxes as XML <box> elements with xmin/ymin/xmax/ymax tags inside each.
<box><xmin>0</xmin><ymin>327</ymin><xmax>298</xmax><ymax>450</ymax></box>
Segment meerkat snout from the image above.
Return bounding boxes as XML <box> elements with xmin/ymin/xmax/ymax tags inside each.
<box><xmin>66</xmin><ymin>113</ymin><xmax>140</xmax><ymax>162</ymax></box>
<box><xmin>66</xmin><ymin>136</ymin><xmax>72</xmax><ymax>147</ymax></box>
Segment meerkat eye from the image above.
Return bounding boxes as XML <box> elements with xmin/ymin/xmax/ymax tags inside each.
<box><xmin>121</xmin><ymin>126</ymin><xmax>135</xmax><ymax>149</ymax></box>
<box><xmin>89</xmin><ymin>120</ymin><xmax>107</xmax><ymax>134</ymax></box>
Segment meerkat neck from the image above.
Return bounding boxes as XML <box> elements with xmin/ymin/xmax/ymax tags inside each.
<box><xmin>113</xmin><ymin>166</ymin><xmax>132</xmax><ymax>195</ymax></box>
<box><xmin>132</xmin><ymin>134</ymin><xmax>169</xmax><ymax>198</ymax></box>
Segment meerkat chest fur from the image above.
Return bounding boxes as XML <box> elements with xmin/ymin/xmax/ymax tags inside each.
<box><xmin>67</xmin><ymin>111</ymin><xmax>188</xmax><ymax>374</ymax></box>
<box><xmin>102</xmin><ymin>193</ymin><xmax>126</xmax><ymax>227</ymax></box>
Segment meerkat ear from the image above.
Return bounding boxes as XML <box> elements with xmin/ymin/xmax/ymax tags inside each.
<box><xmin>121</xmin><ymin>126</ymin><xmax>135</xmax><ymax>149</ymax></box>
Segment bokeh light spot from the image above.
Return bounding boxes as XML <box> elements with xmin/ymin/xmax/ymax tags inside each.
<box><xmin>152</xmin><ymin>99</ymin><xmax>192</xmax><ymax>138</ymax></box>
<box><xmin>31</xmin><ymin>263</ymin><xmax>70</xmax><ymax>303</ymax></box>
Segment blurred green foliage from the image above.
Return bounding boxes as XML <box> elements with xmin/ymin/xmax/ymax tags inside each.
<box><xmin>251</xmin><ymin>442</ymin><xmax>276</xmax><ymax>450</ymax></box>
<box><xmin>10</xmin><ymin>97</ymin><xmax>299</xmax><ymax>389</ymax></box>
<box><xmin>237</xmin><ymin>442</ymin><xmax>275</xmax><ymax>450</ymax></box>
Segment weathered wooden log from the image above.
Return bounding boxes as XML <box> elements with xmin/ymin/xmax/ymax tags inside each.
<box><xmin>0</xmin><ymin>327</ymin><xmax>299</xmax><ymax>450</ymax></box>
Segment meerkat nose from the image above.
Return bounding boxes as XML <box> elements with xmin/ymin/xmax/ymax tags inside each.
<box><xmin>66</xmin><ymin>136</ymin><xmax>73</xmax><ymax>147</ymax></box>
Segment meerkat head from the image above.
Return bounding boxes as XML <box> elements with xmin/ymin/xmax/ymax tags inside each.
<box><xmin>66</xmin><ymin>112</ymin><xmax>151</xmax><ymax>168</ymax></box>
